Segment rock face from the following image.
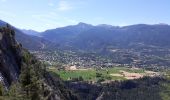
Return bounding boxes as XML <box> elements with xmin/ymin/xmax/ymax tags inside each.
<box><xmin>0</xmin><ymin>26</ymin><xmax>22</xmax><ymax>87</ymax></box>
<box><xmin>0</xmin><ymin>26</ymin><xmax>77</xmax><ymax>100</ymax></box>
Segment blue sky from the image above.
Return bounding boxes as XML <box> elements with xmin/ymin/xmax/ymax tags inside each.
<box><xmin>0</xmin><ymin>0</ymin><xmax>170</xmax><ymax>32</ymax></box>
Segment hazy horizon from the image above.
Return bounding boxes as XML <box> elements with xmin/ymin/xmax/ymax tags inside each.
<box><xmin>0</xmin><ymin>0</ymin><xmax>170</xmax><ymax>32</ymax></box>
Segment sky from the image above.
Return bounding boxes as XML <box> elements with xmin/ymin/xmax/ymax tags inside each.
<box><xmin>0</xmin><ymin>0</ymin><xmax>170</xmax><ymax>32</ymax></box>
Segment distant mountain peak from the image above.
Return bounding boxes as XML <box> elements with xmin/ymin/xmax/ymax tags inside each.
<box><xmin>22</xmin><ymin>29</ymin><xmax>40</xmax><ymax>36</ymax></box>
<box><xmin>78</xmin><ymin>22</ymin><xmax>88</xmax><ymax>25</ymax></box>
<box><xmin>97</xmin><ymin>24</ymin><xmax>114</xmax><ymax>28</ymax></box>
<box><xmin>77</xmin><ymin>22</ymin><xmax>92</xmax><ymax>26</ymax></box>
<box><xmin>156</xmin><ymin>23</ymin><xmax>169</xmax><ymax>26</ymax></box>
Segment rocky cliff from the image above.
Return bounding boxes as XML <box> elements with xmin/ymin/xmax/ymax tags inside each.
<box><xmin>0</xmin><ymin>25</ymin><xmax>22</xmax><ymax>88</ymax></box>
<box><xmin>0</xmin><ymin>25</ymin><xmax>77</xmax><ymax>100</ymax></box>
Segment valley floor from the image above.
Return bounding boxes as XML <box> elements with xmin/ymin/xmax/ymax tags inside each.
<box><xmin>49</xmin><ymin>67</ymin><xmax>160</xmax><ymax>83</ymax></box>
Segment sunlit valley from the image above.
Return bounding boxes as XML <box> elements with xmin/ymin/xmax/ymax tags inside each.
<box><xmin>1</xmin><ymin>0</ymin><xmax>170</xmax><ymax>100</ymax></box>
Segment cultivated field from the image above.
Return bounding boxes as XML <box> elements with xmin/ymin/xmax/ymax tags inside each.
<box><xmin>49</xmin><ymin>67</ymin><xmax>159</xmax><ymax>82</ymax></box>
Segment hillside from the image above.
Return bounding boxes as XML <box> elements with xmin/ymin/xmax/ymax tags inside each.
<box><xmin>21</xmin><ymin>29</ymin><xmax>40</xmax><ymax>36</ymax></box>
<box><xmin>34</xmin><ymin>23</ymin><xmax>170</xmax><ymax>68</ymax></box>
<box><xmin>41</xmin><ymin>23</ymin><xmax>170</xmax><ymax>51</ymax></box>
<box><xmin>2</xmin><ymin>21</ymin><xmax>170</xmax><ymax>52</ymax></box>
<box><xmin>0</xmin><ymin>26</ymin><xmax>77</xmax><ymax>100</ymax></box>
<box><xmin>0</xmin><ymin>20</ymin><xmax>55</xmax><ymax>50</ymax></box>
<box><xmin>1</xmin><ymin>22</ymin><xmax>170</xmax><ymax>100</ymax></box>
<box><xmin>1</xmin><ymin>26</ymin><xmax>170</xmax><ymax>100</ymax></box>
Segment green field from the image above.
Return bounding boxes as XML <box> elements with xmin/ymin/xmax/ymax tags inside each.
<box><xmin>49</xmin><ymin>67</ymin><xmax>146</xmax><ymax>82</ymax></box>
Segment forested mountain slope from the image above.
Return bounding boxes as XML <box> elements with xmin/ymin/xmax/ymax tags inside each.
<box><xmin>0</xmin><ymin>26</ymin><xmax>77</xmax><ymax>100</ymax></box>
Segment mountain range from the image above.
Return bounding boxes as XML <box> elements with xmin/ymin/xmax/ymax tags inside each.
<box><xmin>21</xmin><ymin>29</ymin><xmax>40</xmax><ymax>36</ymax></box>
<box><xmin>0</xmin><ymin>20</ymin><xmax>55</xmax><ymax>50</ymax></box>
<box><xmin>40</xmin><ymin>22</ymin><xmax>170</xmax><ymax>52</ymax></box>
<box><xmin>1</xmin><ymin>19</ymin><xmax>170</xmax><ymax>52</ymax></box>
<box><xmin>1</xmin><ymin>20</ymin><xmax>170</xmax><ymax>100</ymax></box>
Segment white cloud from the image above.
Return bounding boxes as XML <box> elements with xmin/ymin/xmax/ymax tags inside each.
<box><xmin>58</xmin><ymin>1</ymin><xmax>72</xmax><ymax>11</ymax></box>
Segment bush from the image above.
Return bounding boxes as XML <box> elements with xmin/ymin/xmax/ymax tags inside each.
<box><xmin>97</xmin><ymin>78</ymin><xmax>105</xmax><ymax>83</ymax></box>
<box><xmin>96</xmin><ymin>73</ymin><xmax>102</xmax><ymax>78</ymax></box>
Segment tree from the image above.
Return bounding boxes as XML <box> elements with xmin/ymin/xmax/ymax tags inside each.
<box><xmin>96</xmin><ymin>72</ymin><xmax>102</xmax><ymax>78</ymax></box>
<box><xmin>19</xmin><ymin>64</ymin><xmax>31</xmax><ymax>97</ymax></box>
<box><xmin>0</xmin><ymin>83</ymin><xmax>4</xmax><ymax>96</ymax></box>
<box><xmin>78</xmin><ymin>76</ymin><xmax>84</xmax><ymax>81</ymax></box>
